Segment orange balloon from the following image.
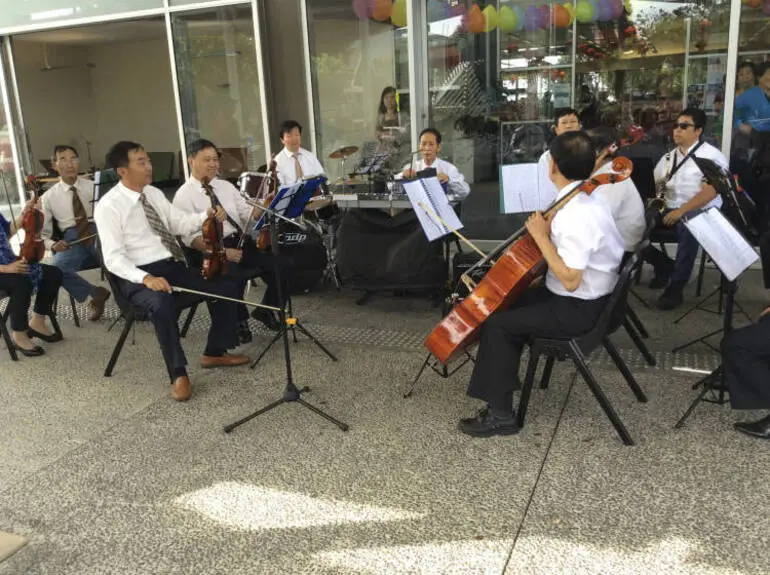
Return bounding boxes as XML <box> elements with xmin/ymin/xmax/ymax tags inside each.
<box><xmin>467</xmin><ymin>4</ymin><xmax>485</xmax><ymax>33</ymax></box>
<box><xmin>372</xmin><ymin>0</ymin><xmax>393</xmax><ymax>21</ymax></box>
<box><xmin>552</xmin><ymin>4</ymin><xmax>570</xmax><ymax>28</ymax></box>
<box><xmin>746</xmin><ymin>0</ymin><xmax>762</xmax><ymax>8</ymax></box>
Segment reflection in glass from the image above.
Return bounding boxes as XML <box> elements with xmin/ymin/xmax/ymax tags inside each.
<box><xmin>306</xmin><ymin>0</ymin><xmax>410</xmax><ymax>180</ymax></box>
<box><xmin>0</xmin><ymin>1</ymin><xmax>163</xmax><ymax>30</ymax></box>
<box><xmin>171</xmin><ymin>6</ymin><xmax>265</xmax><ymax>178</ymax></box>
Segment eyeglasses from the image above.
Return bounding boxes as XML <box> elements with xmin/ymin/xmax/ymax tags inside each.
<box><xmin>674</xmin><ymin>122</ymin><xmax>696</xmax><ymax>130</ymax></box>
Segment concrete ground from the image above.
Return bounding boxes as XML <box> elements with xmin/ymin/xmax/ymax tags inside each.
<box><xmin>1</xmin><ymin>265</ymin><xmax>769</xmax><ymax>575</ymax></box>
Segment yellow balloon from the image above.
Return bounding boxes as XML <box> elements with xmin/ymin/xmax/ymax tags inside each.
<box><xmin>498</xmin><ymin>5</ymin><xmax>518</xmax><ymax>32</ymax></box>
<box><xmin>391</xmin><ymin>0</ymin><xmax>407</xmax><ymax>27</ymax></box>
<box><xmin>482</xmin><ymin>5</ymin><xmax>498</xmax><ymax>32</ymax></box>
<box><xmin>563</xmin><ymin>2</ymin><xmax>575</xmax><ymax>25</ymax></box>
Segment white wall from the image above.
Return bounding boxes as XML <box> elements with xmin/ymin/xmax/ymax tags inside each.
<box><xmin>12</xmin><ymin>38</ymin><xmax>179</xmax><ymax>173</ymax></box>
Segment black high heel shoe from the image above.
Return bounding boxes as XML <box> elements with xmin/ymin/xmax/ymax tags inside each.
<box><xmin>12</xmin><ymin>343</ymin><xmax>45</xmax><ymax>357</ymax></box>
<box><xmin>27</xmin><ymin>327</ymin><xmax>63</xmax><ymax>343</ymax></box>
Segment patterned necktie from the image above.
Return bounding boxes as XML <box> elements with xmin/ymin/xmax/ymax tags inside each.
<box><xmin>139</xmin><ymin>193</ymin><xmax>186</xmax><ymax>263</ymax></box>
<box><xmin>70</xmin><ymin>186</ymin><xmax>94</xmax><ymax>246</ymax></box>
<box><xmin>293</xmin><ymin>153</ymin><xmax>303</xmax><ymax>180</ymax></box>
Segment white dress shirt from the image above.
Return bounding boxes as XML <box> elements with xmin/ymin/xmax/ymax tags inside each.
<box><xmin>173</xmin><ymin>176</ymin><xmax>253</xmax><ymax>247</ymax></box>
<box><xmin>94</xmin><ymin>182</ymin><xmax>207</xmax><ymax>285</ymax></box>
<box><xmin>653</xmin><ymin>140</ymin><xmax>727</xmax><ymax>210</ymax></box>
<box><xmin>42</xmin><ymin>177</ymin><xmax>95</xmax><ymax>248</ymax></box>
<box><xmin>399</xmin><ymin>157</ymin><xmax>471</xmax><ymax>200</ymax></box>
<box><xmin>537</xmin><ymin>150</ymin><xmax>559</xmax><ymax>207</ymax></box>
<box><xmin>590</xmin><ymin>161</ymin><xmax>646</xmax><ymax>252</ymax></box>
<box><xmin>546</xmin><ymin>181</ymin><xmax>625</xmax><ymax>300</ymax></box>
<box><xmin>275</xmin><ymin>146</ymin><xmax>325</xmax><ymax>187</ymax></box>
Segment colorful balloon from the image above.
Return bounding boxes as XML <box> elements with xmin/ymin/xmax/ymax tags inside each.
<box><xmin>524</xmin><ymin>5</ymin><xmax>541</xmax><ymax>31</ymax></box>
<box><xmin>467</xmin><ymin>3</ymin><xmax>485</xmax><ymax>33</ymax></box>
<box><xmin>563</xmin><ymin>2</ymin><xmax>575</xmax><ymax>25</ymax></box>
<box><xmin>552</xmin><ymin>4</ymin><xmax>571</xmax><ymax>28</ymax></box>
<box><xmin>538</xmin><ymin>4</ymin><xmax>551</xmax><ymax>28</ymax></box>
<box><xmin>352</xmin><ymin>0</ymin><xmax>371</xmax><ymax>20</ymax></box>
<box><xmin>498</xmin><ymin>5</ymin><xmax>518</xmax><ymax>32</ymax></box>
<box><xmin>482</xmin><ymin>4</ymin><xmax>499</xmax><ymax>31</ymax></box>
<box><xmin>575</xmin><ymin>0</ymin><xmax>594</xmax><ymax>23</ymax></box>
<box><xmin>371</xmin><ymin>0</ymin><xmax>393</xmax><ymax>21</ymax></box>
<box><xmin>391</xmin><ymin>0</ymin><xmax>407</xmax><ymax>26</ymax></box>
<box><xmin>762</xmin><ymin>0</ymin><xmax>770</xmax><ymax>13</ymax></box>
<box><xmin>748</xmin><ymin>0</ymin><xmax>763</xmax><ymax>7</ymax></box>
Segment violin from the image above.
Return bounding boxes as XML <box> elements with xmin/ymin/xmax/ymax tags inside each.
<box><xmin>200</xmin><ymin>177</ymin><xmax>228</xmax><ymax>279</ymax></box>
<box><xmin>255</xmin><ymin>156</ymin><xmax>278</xmax><ymax>251</ymax></box>
<box><xmin>425</xmin><ymin>126</ymin><xmax>644</xmax><ymax>365</ymax></box>
<box><xmin>19</xmin><ymin>175</ymin><xmax>45</xmax><ymax>264</ymax></box>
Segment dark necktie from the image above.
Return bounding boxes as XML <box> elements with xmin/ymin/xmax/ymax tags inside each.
<box><xmin>139</xmin><ymin>193</ymin><xmax>186</xmax><ymax>263</ymax></box>
<box><xmin>71</xmin><ymin>186</ymin><xmax>94</xmax><ymax>247</ymax></box>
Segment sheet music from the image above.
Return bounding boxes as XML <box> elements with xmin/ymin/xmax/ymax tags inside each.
<box><xmin>402</xmin><ymin>177</ymin><xmax>463</xmax><ymax>242</ymax></box>
<box><xmin>500</xmin><ymin>163</ymin><xmax>543</xmax><ymax>213</ymax></box>
<box><xmin>684</xmin><ymin>208</ymin><xmax>758</xmax><ymax>281</ymax></box>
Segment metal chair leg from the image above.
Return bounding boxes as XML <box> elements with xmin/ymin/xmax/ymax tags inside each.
<box><xmin>569</xmin><ymin>341</ymin><xmax>635</xmax><ymax>446</ymax></box>
<box><xmin>180</xmin><ymin>303</ymin><xmax>198</xmax><ymax>338</ymax></box>
<box><xmin>70</xmin><ymin>295</ymin><xmax>80</xmax><ymax>327</ymax></box>
<box><xmin>603</xmin><ymin>337</ymin><xmax>648</xmax><ymax>402</ymax></box>
<box><xmin>695</xmin><ymin>249</ymin><xmax>707</xmax><ymax>297</ymax></box>
<box><xmin>516</xmin><ymin>346</ymin><xmax>540</xmax><ymax>428</ymax></box>
<box><xmin>1</xmin><ymin>309</ymin><xmax>18</xmax><ymax>361</ymax></box>
<box><xmin>623</xmin><ymin>318</ymin><xmax>656</xmax><ymax>367</ymax></box>
<box><xmin>105</xmin><ymin>318</ymin><xmax>133</xmax><ymax>377</ymax></box>
<box><xmin>539</xmin><ymin>356</ymin><xmax>555</xmax><ymax>389</ymax></box>
<box><xmin>626</xmin><ymin>305</ymin><xmax>648</xmax><ymax>339</ymax></box>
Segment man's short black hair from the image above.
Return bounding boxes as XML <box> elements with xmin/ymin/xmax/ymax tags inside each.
<box><xmin>52</xmin><ymin>145</ymin><xmax>78</xmax><ymax>161</ymax></box>
<box><xmin>419</xmin><ymin>127</ymin><xmax>442</xmax><ymax>144</ymax></box>
<box><xmin>554</xmin><ymin>107</ymin><xmax>579</xmax><ymax>126</ymax></box>
<box><xmin>549</xmin><ymin>132</ymin><xmax>596</xmax><ymax>181</ymax></box>
<box><xmin>107</xmin><ymin>141</ymin><xmax>144</xmax><ymax>170</ymax></box>
<box><xmin>279</xmin><ymin>120</ymin><xmax>302</xmax><ymax>139</ymax></box>
<box><xmin>679</xmin><ymin>107</ymin><xmax>707</xmax><ymax>130</ymax></box>
<box><xmin>188</xmin><ymin>138</ymin><xmax>218</xmax><ymax>158</ymax></box>
<box><xmin>585</xmin><ymin>126</ymin><xmax>617</xmax><ymax>156</ymax></box>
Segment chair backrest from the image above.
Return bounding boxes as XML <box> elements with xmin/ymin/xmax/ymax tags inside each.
<box><xmin>149</xmin><ymin>152</ymin><xmax>175</xmax><ymax>182</ymax></box>
<box><xmin>94</xmin><ymin>241</ymin><xmax>138</xmax><ymax>319</ymax></box>
<box><xmin>580</xmin><ymin>252</ymin><xmax>641</xmax><ymax>348</ymax></box>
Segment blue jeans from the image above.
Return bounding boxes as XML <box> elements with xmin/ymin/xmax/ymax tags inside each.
<box><xmin>51</xmin><ymin>226</ymin><xmax>100</xmax><ymax>302</ymax></box>
<box><xmin>645</xmin><ymin>210</ymin><xmax>700</xmax><ymax>288</ymax></box>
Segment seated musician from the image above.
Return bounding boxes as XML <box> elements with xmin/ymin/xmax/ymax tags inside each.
<box><xmin>645</xmin><ymin>108</ymin><xmax>728</xmax><ymax>310</ymax></box>
<box><xmin>173</xmin><ymin>138</ymin><xmax>282</xmax><ymax>339</ymax></box>
<box><xmin>400</xmin><ymin>128</ymin><xmax>470</xmax><ymax>200</ymax></box>
<box><xmin>537</xmin><ymin>108</ymin><xmax>581</xmax><ymax>207</ymax></box>
<box><xmin>0</xmin><ymin>200</ymin><xmax>63</xmax><ymax>356</ymax></box>
<box><xmin>41</xmin><ymin>145</ymin><xmax>110</xmax><ymax>321</ymax></box>
<box><xmin>94</xmin><ymin>141</ymin><xmax>248</xmax><ymax>402</ymax></box>
<box><xmin>585</xmin><ymin>127</ymin><xmax>646</xmax><ymax>253</ymax></box>
<box><xmin>722</xmin><ymin>307</ymin><xmax>770</xmax><ymax>440</ymax></box>
<box><xmin>460</xmin><ymin>132</ymin><xmax>625</xmax><ymax>437</ymax></box>
<box><xmin>275</xmin><ymin>120</ymin><xmax>325</xmax><ymax>187</ymax></box>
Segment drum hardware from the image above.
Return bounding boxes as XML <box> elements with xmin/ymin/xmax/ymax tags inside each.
<box><xmin>329</xmin><ymin>145</ymin><xmax>359</xmax><ymax>187</ymax></box>
<box><xmin>304</xmin><ymin>217</ymin><xmax>341</xmax><ymax>290</ymax></box>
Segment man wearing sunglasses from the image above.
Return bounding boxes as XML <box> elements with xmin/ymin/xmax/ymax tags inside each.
<box><xmin>646</xmin><ymin>108</ymin><xmax>728</xmax><ymax>310</ymax></box>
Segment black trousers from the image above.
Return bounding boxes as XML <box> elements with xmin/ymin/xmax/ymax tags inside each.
<box><xmin>644</xmin><ymin>210</ymin><xmax>700</xmax><ymax>288</ymax></box>
<box><xmin>467</xmin><ymin>286</ymin><xmax>608</xmax><ymax>411</ymax></box>
<box><xmin>120</xmin><ymin>259</ymin><xmax>240</xmax><ymax>380</ymax></box>
<box><xmin>722</xmin><ymin>316</ymin><xmax>770</xmax><ymax>410</ymax></box>
<box><xmin>0</xmin><ymin>264</ymin><xmax>63</xmax><ymax>331</ymax></box>
<box><xmin>222</xmin><ymin>237</ymin><xmax>286</xmax><ymax>320</ymax></box>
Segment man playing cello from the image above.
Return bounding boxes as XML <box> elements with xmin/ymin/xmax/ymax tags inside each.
<box><xmin>460</xmin><ymin>132</ymin><xmax>625</xmax><ymax>437</ymax></box>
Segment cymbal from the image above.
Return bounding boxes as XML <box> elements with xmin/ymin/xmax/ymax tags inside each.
<box><xmin>329</xmin><ymin>146</ymin><xmax>359</xmax><ymax>159</ymax></box>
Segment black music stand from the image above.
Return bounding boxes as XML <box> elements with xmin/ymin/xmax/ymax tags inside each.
<box><xmin>224</xmin><ymin>178</ymin><xmax>348</xmax><ymax>434</ymax></box>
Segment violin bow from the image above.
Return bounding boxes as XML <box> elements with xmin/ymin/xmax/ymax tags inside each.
<box><xmin>67</xmin><ymin>233</ymin><xmax>98</xmax><ymax>247</ymax></box>
<box><xmin>171</xmin><ymin>285</ymin><xmax>281</xmax><ymax>312</ymax></box>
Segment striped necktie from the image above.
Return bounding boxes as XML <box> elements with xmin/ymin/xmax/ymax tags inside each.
<box><xmin>139</xmin><ymin>193</ymin><xmax>186</xmax><ymax>263</ymax></box>
<box><xmin>70</xmin><ymin>186</ymin><xmax>93</xmax><ymax>246</ymax></box>
<box><xmin>293</xmin><ymin>153</ymin><xmax>304</xmax><ymax>180</ymax></box>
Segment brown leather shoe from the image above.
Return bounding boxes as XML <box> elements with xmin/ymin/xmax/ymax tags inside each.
<box><xmin>171</xmin><ymin>375</ymin><xmax>192</xmax><ymax>401</ymax></box>
<box><xmin>88</xmin><ymin>287</ymin><xmax>111</xmax><ymax>321</ymax></box>
<box><xmin>200</xmin><ymin>353</ymin><xmax>250</xmax><ymax>369</ymax></box>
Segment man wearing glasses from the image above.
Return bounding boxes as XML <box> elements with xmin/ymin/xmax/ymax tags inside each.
<box><xmin>646</xmin><ymin>108</ymin><xmax>728</xmax><ymax>310</ymax></box>
<box><xmin>41</xmin><ymin>145</ymin><xmax>110</xmax><ymax>321</ymax></box>
<box><xmin>536</xmin><ymin>108</ymin><xmax>581</xmax><ymax>206</ymax></box>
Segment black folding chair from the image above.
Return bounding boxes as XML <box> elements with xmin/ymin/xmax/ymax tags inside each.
<box><xmin>0</xmin><ymin>291</ymin><xmax>18</xmax><ymax>361</ymax></box>
<box><xmin>518</xmin><ymin>253</ymin><xmax>649</xmax><ymax>446</ymax></box>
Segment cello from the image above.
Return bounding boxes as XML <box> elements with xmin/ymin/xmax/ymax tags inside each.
<box><xmin>200</xmin><ymin>176</ymin><xmax>228</xmax><ymax>279</ymax></box>
<box><xmin>19</xmin><ymin>174</ymin><xmax>45</xmax><ymax>264</ymax></box>
<box><xmin>425</xmin><ymin>126</ymin><xmax>644</xmax><ymax>365</ymax></box>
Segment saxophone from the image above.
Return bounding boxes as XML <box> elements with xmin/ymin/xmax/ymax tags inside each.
<box><xmin>648</xmin><ymin>150</ymin><xmax>672</xmax><ymax>213</ymax></box>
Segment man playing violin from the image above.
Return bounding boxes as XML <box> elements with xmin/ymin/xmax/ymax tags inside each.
<box><xmin>42</xmin><ymin>145</ymin><xmax>110</xmax><ymax>321</ymax></box>
<box><xmin>173</xmin><ymin>138</ymin><xmax>283</xmax><ymax>340</ymax></box>
<box><xmin>460</xmin><ymin>132</ymin><xmax>625</xmax><ymax>437</ymax></box>
<box><xmin>94</xmin><ymin>141</ymin><xmax>248</xmax><ymax>402</ymax></box>
<box><xmin>0</xmin><ymin>199</ymin><xmax>63</xmax><ymax>356</ymax></box>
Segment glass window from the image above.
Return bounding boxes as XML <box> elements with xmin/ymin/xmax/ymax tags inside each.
<box><xmin>305</xmin><ymin>0</ymin><xmax>411</xmax><ymax>180</ymax></box>
<box><xmin>0</xmin><ymin>1</ymin><xmax>163</xmax><ymax>31</ymax></box>
<box><xmin>0</xmin><ymin>102</ymin><xmax>19</xmax><ymax>213</ymax></box>
<box><xmin>171</xmin><ymin>5</ymin><xmax>266</xmax><ymax>178</ymax></box>
<box><xmin>733</xmin><ymin>0</ymin><xmax>770</xmax><ymax>231</ymax></box>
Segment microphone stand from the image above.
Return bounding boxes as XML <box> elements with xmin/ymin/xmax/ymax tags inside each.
<box><xmin>223</xmin><ymin>195</ymin><xmax>348</xmax><ymax>434</ymax></box>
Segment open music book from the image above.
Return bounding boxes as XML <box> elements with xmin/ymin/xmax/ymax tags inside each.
<box><xmin>402</xmin><ymin>176</ymin><xmax>463</xmax><ymax>242</ymax></box>
<box><xmin>683</xmin><ymin>207</ymin><xmax>758</xmax><ymax>281</ymax></box>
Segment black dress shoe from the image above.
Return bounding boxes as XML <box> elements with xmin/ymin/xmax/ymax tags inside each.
<box><xmin>734</xmin><ymin>415</ymin><xmax>770</xmax><ymax>439</ymax></box>
<box><xmin>459</xmin><ymin>407</ymin><xmax>520</xmax><ymax>438</ymax></box>
<box><xmin>658</xmin><ymin>286</ymin><xmax>684</xmax><ymax>310</ymax></box>
<box><xmin>237</xmin><ymin>322</ymin><xmax>253</xmax><ymax>344</ymax></box>
<box><xmin>13</xmin><ymin>344</ymin><xmax>45</xmax><ymax>357</ymax></box>
<box><xmin>27</xmin><ymin>328</ymin><xmax>63</xmax><ymax>343</ymax></box>
<box><xmin>251</xmin><ymin>308</ymin><xmax>280</xmax><ymax>331</ymax></box>
<box><xmin>648</xmin><ymin>275</ymin><xmax>669</xmax><ymax>290</ymax></box>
